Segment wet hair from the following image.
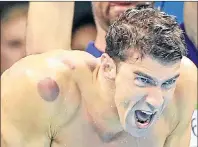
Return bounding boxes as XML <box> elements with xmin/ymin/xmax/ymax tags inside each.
<box><xmin>105</xmin><ymin>8</ymin><xmax>187</xmax><ymax>64</ymax></box>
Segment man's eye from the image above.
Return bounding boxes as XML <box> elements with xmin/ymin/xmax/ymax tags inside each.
<box><xmin>135</xmin><ymin>77</ymin><xmax>151</xmax><ymax>87</ymax></box>
<box><xmin>7</xmin><ymin>40</ymin><xmax>23</xmax><ymax>49</ymax></box>
<box><xmin>161</xmin><ymin>79</ymin><xmax>176</xmax><ymax>90</ymax></box>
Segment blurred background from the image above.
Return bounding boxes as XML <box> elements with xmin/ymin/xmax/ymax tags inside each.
<box><xmin>0</xmin><ymin>2</ymin><xmax>197</xmax><ymax>146</ymax></box>
<box><xmin>1</xmin><ymin>1</ymin><xmax>196</xmax><ymax>74</ymax></box>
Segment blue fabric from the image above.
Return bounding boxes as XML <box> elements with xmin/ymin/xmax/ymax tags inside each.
<box><xmin>86</xmin><ymin>41</ymin><xmax>103</xmax><ymax>58</ymax></box>
<box><xmin>180</xmin><ymin>23</ymin><xmax>198</xmax><ymax>67</ymax></box>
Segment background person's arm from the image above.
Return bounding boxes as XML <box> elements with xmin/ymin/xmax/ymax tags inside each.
<box><xmin>26</xmin><ymin>2</ymin><xmax>74</xmax><ymax>55</ymax></box>
<box><xmin>183</xmin><ymin>2</ymin><xmax>197</xmax><ymax>49</ymax></box>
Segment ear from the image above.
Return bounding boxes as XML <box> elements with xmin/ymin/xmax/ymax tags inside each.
<box><xmin>100</xmin><ymin>53</ymin><xmax>116</xmax><ymax>80</ymax></box>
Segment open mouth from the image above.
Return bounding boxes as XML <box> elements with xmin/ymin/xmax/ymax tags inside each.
<box><xmin>135</xmin><ymin>110</ymin><xmax>156</xmax><ymax>129</ymax></box>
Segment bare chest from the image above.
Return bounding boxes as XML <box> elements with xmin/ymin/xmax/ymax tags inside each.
<box><xmin>52</xmin><ymin>107</ymin><xmax>171</xmax><ymax>147</ymax></box>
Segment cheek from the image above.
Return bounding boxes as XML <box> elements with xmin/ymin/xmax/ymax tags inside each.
<box><xmin>115</xmin><ymin>77</ymin><xmax>132</xmax><ymax>99</ymax></box>
<box><xmin>115</xmin><ymin>80</ymin><xmax>147</xmax><ymax>128</ymax></box>
<box><xmin>93</xmin><ymin>2</ymin><xmax>104</xmax><ymax>16</ymax></box>
<box><xmin>101</xmin><ymin>2</ymin><xmax>110</xmax><ymax>13</ymax></box>
<box><xmin>1</xmin><ymin>46</ymin><xmax>25</xmax><ymax>67</ymax></box>
<box><xmin>163</xmin><ymin>88</ymin><xmax>176</xmax><ymax>102</ymax></box>
<box><xmin>95</xmin><ymin>2</ymin><xmax>111</xmax><ymax>24</ymax></box>
<box><xmin>6</xmin><ymin>49</ymin><xmax>24</xmax><ymax>60</ymax></box>
<box><xmin>115</xmin><ymin>78</ymin><xmax>147</xmax><ymax>110</ymax></box>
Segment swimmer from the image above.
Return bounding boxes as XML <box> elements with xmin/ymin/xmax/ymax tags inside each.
<box><xmin>1</xmin><ymin>8</ymin><xmax>197</xmax><ymax>147</ymax></box>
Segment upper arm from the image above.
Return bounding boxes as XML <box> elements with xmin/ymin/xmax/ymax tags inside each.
<box><xmin>164</xmin><ymin>57</ymin><xmax>197</xmax><ymax>147</ymax></box>
<box><xmin>1</xmin><ymin>53</ymin><xmax>80</xmax><ymax>143</ymax></box>
<box><xmin>180</xmin><ymin>57</ymin><xmax>197</xmax><ymax>109</ymax></box>
<box><xmin>26</xmin><ymin>2</ymin><xmax>74</xmax><ymax>55</ymax></box>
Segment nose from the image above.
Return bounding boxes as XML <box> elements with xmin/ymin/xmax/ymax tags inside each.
<box><xmin>145</xmin><ymin>88</ymin><xmax>164</xmax><ymax>110</ymax></box>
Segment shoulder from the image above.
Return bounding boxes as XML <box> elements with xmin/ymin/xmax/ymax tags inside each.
<box><xmin>178</xmin><ymin>56</ymin><xmax>197</xmax><ymax>92</ymax></box>
<box><xmin>1</xmin><ymin>50</ymin><xmax>82</xmax><ymax>140</ymax></box>
<box><xmin>181</xmin><ymin>56</ymin><xmax>197</xmax><ymax>75</ymax></box>
<box><xmin>174</xmin><ymin>56</ymin><xmax>197</xmax><ymax>120</ymax></box>
<box><xmin>166</xmin><ymin>57</ymin><xmax>197</xmax><ymax>138</ymax></box>
<box><xmin>1</xmin><ymin>50</ymin><xmax>75</xmax><ymax>91</ymax></box>
<box><xmin>3</xmin><ymin>49</ymin><xmax>96</xmax><ymax>76</ymax></box>
<box><xmin>1</xmin><ymin>50</ymin><xmax>69</xmax><ymax>79</ymax></box>
<box><xmin>1</xmin><ymin>49</ymin><xmax>98</xmax><ymax>86</ymax></box>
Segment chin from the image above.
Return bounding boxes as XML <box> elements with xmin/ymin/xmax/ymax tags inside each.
<box><xmin>125</xmin><ymin>127</ymin><xmax>150</xmax><ymax>138</ymax></box>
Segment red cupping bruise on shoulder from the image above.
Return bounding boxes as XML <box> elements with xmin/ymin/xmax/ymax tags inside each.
<box><xmin>37</xmin><ymin>77</ymin><xmax>60</xmax><ymax>102</ymax></box>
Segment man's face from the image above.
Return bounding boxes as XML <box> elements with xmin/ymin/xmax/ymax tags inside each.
<box><xmin>1</xmin><ymin>16</ymin><xmax>26</xmax><ymax>74</ymax></box>
<box><xmin>92</xmin><ymin>2</ymin><xmax>154</xmax><ymax>31</ymax></box>
<box><xmin>113</xmin><ymin>53</ymin><xmax>181</xmax><ymax>137</ymax></box>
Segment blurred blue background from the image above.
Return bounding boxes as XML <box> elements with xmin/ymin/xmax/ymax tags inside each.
<box><xmin>155</xmin><ymin>1</ymin><xmax>184</xmax><ymax>24</ymax></box>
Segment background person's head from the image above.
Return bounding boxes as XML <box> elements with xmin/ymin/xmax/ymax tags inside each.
<box><xmin>92</xmin><ymin>1</ymin><xmax>154</xmax><ymax>32</ymax></box>
<box><xmin>92</xmin><ymin>2</ymin><xmax>154</xmax><ymax>50</ymax></box>
<box><xmin>99</xmin><ymin>8</ymin><xmax>186</xmax><ymax>137</ymax></box>
<box><xmin>1</xmin><ymin>2</ymin><xmax>28</xmax><ymax>74</ymax></box>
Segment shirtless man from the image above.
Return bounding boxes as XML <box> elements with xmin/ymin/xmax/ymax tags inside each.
<box><xmin>1</xmin><ymin>8</ymin><xmax>197</xmax><ymax>147</ymax></box>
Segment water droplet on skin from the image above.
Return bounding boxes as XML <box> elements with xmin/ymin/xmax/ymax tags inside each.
<box><xmin>120</xmin><ymin>138</ymin><xmax>127</xmax><ymax>144</ymax></box>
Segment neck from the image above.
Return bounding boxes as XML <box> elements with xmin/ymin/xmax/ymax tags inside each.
<box><xmin>94</xmin><ymin>26</ymin><xmax>107</xmax><ymax>53</ymax></box>
<box><xmin>82</xmin><ymin>62</ymin><xmax>123</xmax><ymax>141</ymax></box>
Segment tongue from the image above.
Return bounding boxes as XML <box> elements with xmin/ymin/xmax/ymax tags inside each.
<box><xmin>135</xmin><ymin>110</ymin><xmax>151</xmax><ymax>122</ymax></box>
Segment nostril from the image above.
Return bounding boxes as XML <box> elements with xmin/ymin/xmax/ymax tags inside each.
<box><xmin>146</xmin><ymin>103</ymin><xmax>156</xmax><ymax>112</ymax></box>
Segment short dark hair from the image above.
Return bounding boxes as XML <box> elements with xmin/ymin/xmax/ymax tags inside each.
<box><xmin>105</xmin><ymin>8</ymin><xmax>187</xmax><ymax>64</ymax></box>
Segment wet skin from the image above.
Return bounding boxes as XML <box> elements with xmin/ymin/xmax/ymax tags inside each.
<box><xmin>1</xmin><ymin>50</ymin><xmax>197</xmax><ymax>147</ymax></box>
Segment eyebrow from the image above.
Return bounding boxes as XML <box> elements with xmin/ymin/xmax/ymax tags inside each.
<box><xmin>133</xmin><ymin>70</ymin><xmax>180</xmax><ymax>84</ymax></box>
<box><xmin>134</xmin><ymin>71</ymin><xmax>158</xmax><ymax>83</ymax></box>
<box><xmin>164</xmin><ymin>74</ymin><xmax>180</xmax><ymax>82</ymax></box>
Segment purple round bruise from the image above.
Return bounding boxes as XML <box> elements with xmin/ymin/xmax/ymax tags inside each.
<box><xmin>37</xmin><ymin>77</ymin><xmax>60</xmax><ymax>101</ymax></box>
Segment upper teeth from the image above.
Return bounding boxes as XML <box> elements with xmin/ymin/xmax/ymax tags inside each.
<box><xmin>141</xmin><ymin>110</ymin><xmax>153</xmax><ymax>115</ymax></box>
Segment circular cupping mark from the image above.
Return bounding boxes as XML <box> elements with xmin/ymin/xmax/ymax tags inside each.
<box><xmin>37</xmin><ymin>77</ymin><xmax>60</xmax><ymax>101</ymax></box>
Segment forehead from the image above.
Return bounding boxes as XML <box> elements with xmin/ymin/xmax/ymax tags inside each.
<box><xmin>1</xmin><ymin>17</ymin><xmax>27</xmax><ymax>39</ymax></box>
<box><xmin>119</xmin><ymin>54</ymin><xmax>181</xmax><ymax>80</ymax></box>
